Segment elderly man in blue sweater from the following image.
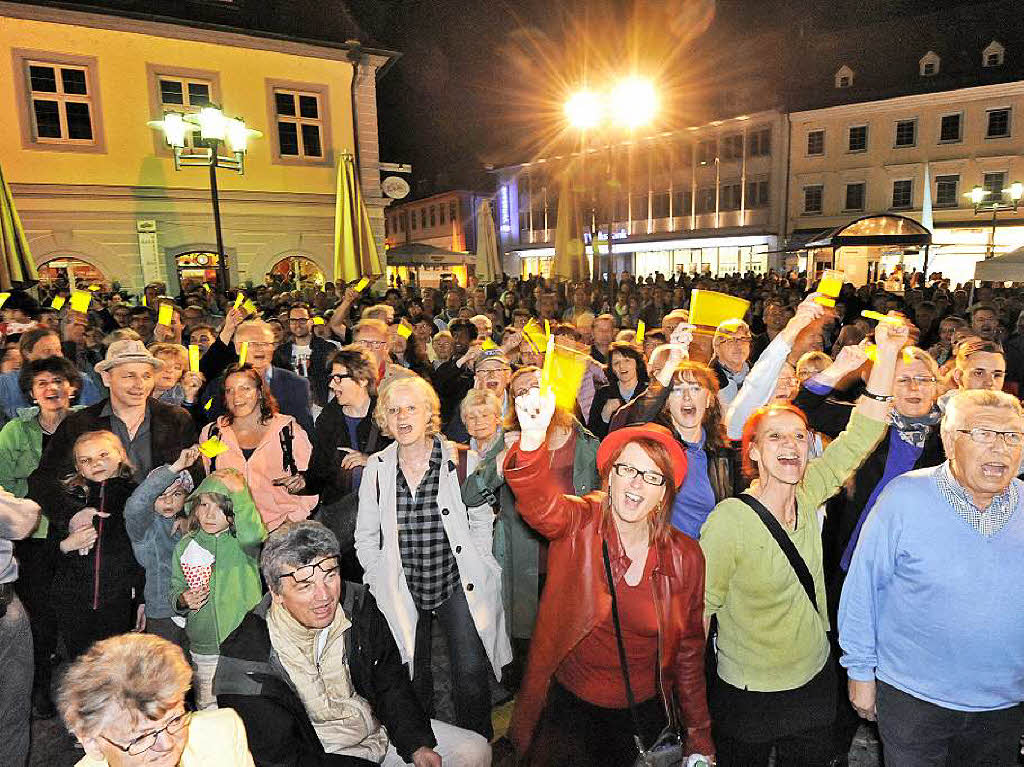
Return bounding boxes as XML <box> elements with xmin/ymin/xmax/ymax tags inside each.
<box><xmin>839</xmin><ymin>389</ymin><xmax>1024</xmax><ymax>766</ymax></box>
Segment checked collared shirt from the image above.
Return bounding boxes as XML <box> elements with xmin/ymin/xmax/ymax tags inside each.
<box><xmin>936</xmin><ymin>461</ymin><xmax>1019</xmax><ymax>537</ymax></box>
<box><xmin>396</xmin><ymin>438</ymin><xmax>460</xmax><ymax>610</ymax></box>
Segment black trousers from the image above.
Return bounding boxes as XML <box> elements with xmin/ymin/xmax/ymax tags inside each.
<box><xmin>57</xmin><ymin>593</ymin><xmax>134</xmax><ymax>660</ymax></box>
<box><xmin>13</xmin><ymin>538</ymin><xmax>59</xmax><ymax>689</ymax></box>
<box><xmin>412</xmin><ymin>583</ymin><xmax>494</xmax><ymax>740</ymax></box>
<box><xmin>526</xmin><ymin>680</ymin><xmax>668</xmax><ymax>767</ymax></box>
<box><xmin>876</xmin><ymin>680</ymin><xmax>1024</xmax><ymax>767</ymax></box>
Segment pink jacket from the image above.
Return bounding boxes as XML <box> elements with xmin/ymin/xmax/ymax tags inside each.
<box><xmin>199</xmin><ymin>414</ymin><xmax>318</xmax><ymax>532</ymax></box>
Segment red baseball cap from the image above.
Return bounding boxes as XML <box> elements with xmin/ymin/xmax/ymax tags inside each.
<box><xmin>596</xmin><ymin>423</ymin><xmax>688</xmax><ymax>489</ymax></box>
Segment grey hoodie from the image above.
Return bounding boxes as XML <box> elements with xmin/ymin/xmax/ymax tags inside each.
<box><xmin>124</xmin><ymin>465</ymin><xmax>186</xmax><ymax>619</ymax></box>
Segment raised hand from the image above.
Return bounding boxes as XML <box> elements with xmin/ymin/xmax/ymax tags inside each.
<box><xmin>181</xmin><ymin>372</ymin><xmax>204</xmax><ymax>403</ymax></box>
<box><xmin>875</xmin><ymin>314</ymin><xmax>910</xmax><ymax>354</ymax></box>
<box><xmin>515</xmin><ymin>386</ymin><xmax>556</xmax><ymax>451</ymax></box>
<box><xmin>172</xmin><ymin>445</ymin><xmax>201</xmax><ymax>473</ymax></box>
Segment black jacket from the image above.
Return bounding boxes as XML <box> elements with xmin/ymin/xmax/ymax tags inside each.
<box><xmin>610</xmin><ymin>379</ymin><xmax>740</xmax><ymax>503</ymax></box>
<box><xmin>303</xmin><ymin>398</ymin><xmax>391</xmax><ymax>504</ymax></box>
<box><xmin>431</xmin><ymin>359</ymin><xmax>474</xmax><ymax>426</ymax></box>
<box><xmin>28</xmin><ymin>398</ymin><xmax>198</xmax><ymax>517</ymax></box>
<box><xmin>214</xmin><ymin>584</ymin><xmax>436</xmax><ymax>767</ymax></box>
<box><xmin>273</xmin><ymin>337</ymin><xmax>337</xmax><ymax>408</ymax></box>
<box><xmin>588</xmin><ymin>380</ymin><xmax>649</xmax><ymax>440</ymax></box>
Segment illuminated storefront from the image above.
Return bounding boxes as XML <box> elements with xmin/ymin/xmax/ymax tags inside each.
<box><xmin>37</xmin><ymin>257</ymin><xmax>107</xmax><ymax>289</ymax></box>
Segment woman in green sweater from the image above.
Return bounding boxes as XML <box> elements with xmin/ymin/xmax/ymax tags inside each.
<box><xmin>699</xmin><ymin>318</ymin><xmax>907</xmax><ymax>766</ymax></box>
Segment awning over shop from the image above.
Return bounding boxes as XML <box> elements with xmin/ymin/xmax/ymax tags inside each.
<box><xmin>974</xmin><ymin>246</ymin><xmax>1024</xmax><ymax>282</ymax></box>
<box><xmin>385</xmin><ymin>243</ymin><xmax>473</xmax><ymax>266</ymax></box>
<box><xmin>802</xmin><ymin>214</ymin><xmax>932</xmax><ymax>250</ymax></box>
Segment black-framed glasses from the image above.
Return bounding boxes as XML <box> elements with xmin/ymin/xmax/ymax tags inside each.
<box><xmin>100</xmin><ymin>710</ymin><xmax>191</xmax><ymax>756</ymax></box>
<box><xmin>612</xmin><ymin>463</ymin><xmax>666</xmax><ymax>487</ymax></box>
<box><xmin>329</xmin><ymin>373</ymin><xmax>356</xmax><ymax>385</ymax></box>
<box><xmin>280</xmin><ymin>556</ymin><xmax>341</xmax><ymax>586</ymax></box>
<box><xmin>956</xmin><ymin>428</ymin><xmax>1024</xmax><ymax>447</ymax></box>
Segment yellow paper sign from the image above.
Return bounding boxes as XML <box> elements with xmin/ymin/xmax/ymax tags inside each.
<box><xmin>198</xmin><ymin>437</ymin><xmax>229</xmax><ymax>459</ymax></box>
<box><xmin>238</xmin><ymin>341</ymin><xmax>248</xmax><ymax>366</ymax></box>
<box><xmin>861</xmin><ymin>310</ymin><xmax>903</xmax><ymax>325</ymax></box>
<box><xmin>480</xmin><ymin>339</ymin><xmax>498</xmax><ymax>351</ymax></box>
<box><xmin>354</xmin><ymin>277</ymin><xmax>370</xmax><ymax>292</ymax></box>
<box><xmin>522</xmin><ymin>318</ymin><xmax>548</xmax><ymax>353</ymax></box>
<box><xmin>0</xmin><ymin>292</ymin><xmax>9</xmax><ymax>309</ymax></box>
<box><xmin>689</xmin><ymin>290</ymin><xmax>750</xmax><ymax>330</ymax></box>
<box><xmin>636</xmin><ymin>320</ymin><xmax>646</xmax><ymax>344</ymax></box>
<box><xmin>203</xmin><ymin>398</ymin><xmax>213</xmax><ymax>411</ymax></box>
<box><xmin>242</xmin><ymin>299</ymin><xmax>258</xmax><ymax>316</ymax></box>
<box><xmin>158</xmin><ymin>304</ymin><xmax>174</xmax><ymax>327</ymax></box>
<box><xmin>51</xmin><ymin>295</ymin><xmax>66</xmax><ymax>311</ymax></box>
<box><xmin>234</xmin><ymin>293</ymin><xmax>245</xmax><ymax>310</ymax></box>
<box><xmin>396</xmin><ymin>324</ymin><xmax>412</xmax><ymax>339</ymax></box>
<box><xmin>202</xmin><ymin>283</ymin><xmax>211</xmax><ymax>293</ymax></box>
<box><xmin>544</xmin><ymin>319</ymin><xmax>550</xmax><ymax>336</ymax></box>
<box><xmin>312</xmin><ymin>316</ymin><xmax>325</xmax><ymax>326</ymax></box>
<box><xmin>69</xmin><ymin>291</ymin><xmax>92</xmax><ymax>314</ymax></box>
<box><xmin>142</xmin><ymin>295</ymin><xmax>147</xmax><ymax>307</ymax></box>
<box><xmin>541</xmin><ymin>337</ymin><xmax>587</xmax><ymax>412</ymax></box>
<box><xmin>188</xmin><ymin>344</ymin><xmax>200</xmax><ymax>373</ymax></box>
<box><xmin>88</xmin><ymin>285</ymin><xmax>100</xmax><ymax>292</ymax></box>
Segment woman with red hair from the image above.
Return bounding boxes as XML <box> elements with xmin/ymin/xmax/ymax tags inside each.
<box><xmin>503</xmin><ymin>386</ymin><xmax>713</xmax><ymax>766</ymax></box>
<box><xmin>699</xmin><ymin>320</ymin><xmax>908</xmax><ymax>766</ymax></box>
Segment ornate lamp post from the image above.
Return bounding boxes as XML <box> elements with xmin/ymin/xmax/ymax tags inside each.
<box><xmin>966</xmin><ymin>181</ymin><xmax>1023</xmax><ymax>260</ymax></box>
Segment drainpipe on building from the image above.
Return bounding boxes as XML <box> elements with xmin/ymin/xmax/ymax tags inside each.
<box><xmin>345</xmin><ymin>40</ymin><xmax>363</xmax><ymax>178</ymax></box>
<box><xmin>782</xmin><ymin>112</ymin><xmax>793</xmax><ymax>273</ymax></box>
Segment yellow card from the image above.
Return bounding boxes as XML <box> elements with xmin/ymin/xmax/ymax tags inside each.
<box><xmin>198</xmin><ymin>436</ymin><xmax>229</xmax><ymax>459</ymax></box>
<box><xmin>0</xmin><ymin>292</ymin><xmax>9</xmax><ymax>309</ymax></box>
<box><xmin>312</xmin><ymin>316</ymin><xmax>325</xmax><ymax>326</ymax></box>
<box><xmin>396</xmin><ymin>324</ymin><xmax>412</xmax><ymax>339</ymax></box>
<box><xmin>238</xmin><ymin>341</ymin><xmax>248</xmax><ymax>366</ymax></box>
<box><xmin>51</xmin><ymin>295</ymin><xmax>66</xmax><ymax>311</ymax></box>
<box><xmin>544</xmin><ymin>319</ymin><xmax>550</xmax><ymax>336</ymax></box>
<box><xmin>202</xmin><ymin>283</ymin><xmax>211</xmax><ymax>293</ymax></box>
<box><xmin>861</xmin><ymin>310</ymin><xmax>902</xmax><ymax>325</ymax></box>
<box><xmin>188</xmin><ymin>344</ymin><xmax>200</xmax><ymax>373</ymax></box>
<box><xmin>480</xmin><ymin>339</ymin><xmax>498</xmax><ymax>351</ymax></box>
<box><xmin>354</xmin><ymin>277</ymin><xmax>370</xmax><ymax>292</ymax></box>
<box><xmin>242</xmin><ymin>299</ymin><xmax>258</xmax><ymax>316</ymax></box>
<box><xmin>88</xmin><ymin>284</ymin><xmax>100</xmax><ymax>292</ymax></box>
<box><xmin>203</xmin><ymin>398</ymin><xmax>213</xmax><ymax>411</ymax></box>
<box><xmin>142</xmin><ymin>295</ymin><xmax>147</xmax><ymax>307</ymax></box>
<box><xmin>522</xmin><ymin>318</ymin><xmax>548</xmax><ymax>352</ymax></box>
<box><xmin>158</xmin><ymin>303</ymin><xmax>174</xmax><ymax>327</ymax></box>
<box><xmin>234</xmin><ymin>293</ymin><xmax>244</xmax><ymax>310</ymax></box>
<box><xmin>636</xmin><ymin>320</ymin><xmax>645</xmax><ymax>344</ymax></box>
<box><xmin>69</xmin><ymin>291</ymin><xmax>91</xmax><ymax>314</ymax></box>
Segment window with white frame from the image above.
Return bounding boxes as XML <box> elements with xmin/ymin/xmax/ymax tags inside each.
<box><xmin>848</xmin><ymin>125</ymin><xmax>868</xmax><ymax>152</ymax></box>
<box><xmin>891</xmin><ymin>179</ymin><xmax>913</xmax><ymax>209</ymax></box>
<box><xmin>806</xmin><ymin>129</ymin><xmax>825</xmax><ymax>156</ymax></box>
<box><xmin>919</xmin><ymin>51</ymin><xmax>940</xmax><ymax>77</ymax></box>
<box><xmin>894</xmin><ymin>119</ymin><xmax>917</xmax><ymax>148</ymax></box>
<box><xmin>986</xmin><ymin>108</ymin><xmax>1011</xmax><ymax>139</ymax></box>
<box><xmin>157</xmin><ymin>75</ymin><xmax>212</xmax><ymax>149</ymax></box>
<box><xmin>274</xmin><ymin>89</ymin><xmax>324</xmax><ymax>158</ymax></box>
<box><xmin>983</xmin><ymin>41</ymin><xmax>1005</xmax><ymax>68</ymax></box>
<box><xmin>939</xmin><ymin>113</ymin><xmax>962</xmax><ymax>143</ymax></box>
<box><xmin>26</xmin><ymin>60</ymin><xmax>95</xmax><ymax>144</ymax></box>
<box><xmin>844</xmin><ymin>182</ymin><xmax>866</xmax><ymax>211</ymax></box>
<box><xmin>934</xmin><ymin>174</ymin><xmax>959</xmax><ymax>207</ymax></box>
<box><xmin>803</xmin><ymin>185</ymin><xmax>823</xmax><ymax>215</ymax></box>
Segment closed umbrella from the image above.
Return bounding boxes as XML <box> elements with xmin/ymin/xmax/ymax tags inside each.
<box><xmin>333</xmin><ymin>152</ymin><xmax>383</xmax><ymax>284</ymax></box>
<box><xmin>475</xmin><ymin>199</ymin><xmax>501</xmax><ymax>284</ymax></box>
<box><xmin>0</xmin><ymin>162</ymin><xmax>37</xmax><ymax>290</ymax></box>
<box><xmin>552</xmin><ymin>170</ymin><xmax>589</xmax><ymax>282</ymax></box>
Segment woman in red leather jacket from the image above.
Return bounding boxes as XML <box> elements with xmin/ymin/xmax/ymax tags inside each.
<box><xmin>504</xmin><ymin>385</ymin><xmax>714</xmax><ymax>766</ymax></box>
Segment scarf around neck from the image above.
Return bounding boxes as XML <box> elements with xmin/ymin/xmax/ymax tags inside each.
<box><xmin>889</xmin><ymin>405</ymin><xmax>942</xmax><ymax>448</ymax></box>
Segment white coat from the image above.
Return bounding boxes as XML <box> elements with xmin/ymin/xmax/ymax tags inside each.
<box><xmin>354</xmin><ymin>438</ymin><xmax>512</xmax><ymax>678</ymax></box>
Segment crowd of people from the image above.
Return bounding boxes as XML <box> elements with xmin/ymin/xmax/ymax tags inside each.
<box><xmin>0</xmin><ymin>266</ymin><xmax>1022</xmax><ymax>767</ymax></box>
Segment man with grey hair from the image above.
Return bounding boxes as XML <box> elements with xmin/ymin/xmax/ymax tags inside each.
<box><xmin>839</xmin><ymin>389</ymin><xmax>1024</xmax><ymax>766</ymax></box>
<box><xmin>215</xmin><ymin>521</ymin><xmax>489</xmax><ymax>767</ymax></box>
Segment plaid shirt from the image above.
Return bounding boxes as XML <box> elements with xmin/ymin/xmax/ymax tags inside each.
<box><xmin>396</xmin><ymin>438</ymin><xmax>460</xmax><ymax>610</ymax></box>
<box><xmin>936</xmin><ymin>461</ymin><xmax>1019</xmax><ymax>537</ymax></box>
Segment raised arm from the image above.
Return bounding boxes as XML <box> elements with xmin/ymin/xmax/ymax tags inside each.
<box><xmin>0</xmin><ymin>487</ymin><xmax>40</xmax><ymax>540</ymax></box>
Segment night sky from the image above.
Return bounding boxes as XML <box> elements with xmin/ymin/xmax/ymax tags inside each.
<box><xmin>347</xmin><ymin>0</ymin><xmax>984</xmax><ymax>197</ymax></box>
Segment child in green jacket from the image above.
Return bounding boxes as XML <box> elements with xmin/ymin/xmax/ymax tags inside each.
<box><xmin>170</xmin><ymin>468</ymin><xmax>266</xmax><ymax>709</ymax></box>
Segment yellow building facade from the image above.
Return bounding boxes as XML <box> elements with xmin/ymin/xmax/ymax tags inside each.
<box><xmin>0</xmin><ymin>1</ymin><xmax>395</xmax><ymax>291</ymax></box>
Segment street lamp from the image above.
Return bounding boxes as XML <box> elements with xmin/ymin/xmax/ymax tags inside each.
<box><xmin>965</xmin><ymin>181</ymin><xmax>1024</xmax><ymax>259</ymax></box>
<box><xmin>149</xmin><ymin>106</ymin><xmax>262</xmax><ymax>291</ymax></box>
<box><xmin>564</xmin><ymin>77</ymin><xmax>658</xmax><ymax>282</ymax></box>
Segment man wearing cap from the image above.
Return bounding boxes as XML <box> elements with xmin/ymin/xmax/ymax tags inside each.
<box><xmin>28</xmin><ymin>339</ymin><xmax>198</xmax><ymax>516</ymax></box>
<box><xmin>443</xmin><ymin>349</ymin><xmax>514</xmax><ymax>444</ymax></box>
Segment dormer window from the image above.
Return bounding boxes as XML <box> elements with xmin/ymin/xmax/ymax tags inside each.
<box><xmin>835</xmin><ymin>65</ymin><xmax>854</xmax><ymax>89</ymax></box>
<box><xmin>920</xmin><ymin>51</ymin><xmax>940</xmax><ymax>77</ymax></box>
<box><xmin>983</xmin><ymin>41</ymin><xmax>1005</xmax><ymax>68</ymax></box>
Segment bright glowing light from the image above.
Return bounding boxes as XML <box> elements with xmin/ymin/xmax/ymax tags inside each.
<box><xmin>225</xmin><ymin>118</ymin><xmax>249</xmax><ymax>154</ymax></box>
<box><xmin>611</xmin><ymin>77</ymin><xmax>657</xmax><ymax>129</ymax></box>
<box><xmin>1010</xmin><ymin>182</ymin><xmax>1023</xmax><ymax>201</ymax></box>
<box><xmin>197</xmin><ymin>107</ymin><xmax>226</xmax><ymax>141</ymax></box>
<box><xmin>151</xmin><ymin>112</ymin><xmax>188</xmax><ymax>148</ymax></box>
<box><xmin>968</xmin><ymin>186</ymin><xmax>987</xmax><ymax>206</ymax></box>
<box><xmin>564</xmin><ymin>90</ymin><xmax>604</xmax><ymax>130</ymax></box>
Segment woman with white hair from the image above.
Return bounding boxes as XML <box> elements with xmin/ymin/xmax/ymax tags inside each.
<box><xmin>354</xmin><ymin>375</ymin><xmax>511</xmax><ymax>740</ymax></box>
<box><xmin>58</xmin><ymin>632</ymin><xmax>253</xmax><ymax>766</ymax></box>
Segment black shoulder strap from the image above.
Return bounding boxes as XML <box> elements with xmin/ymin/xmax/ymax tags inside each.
<box><xmin>455</xmin><ymin>447</ymin><xmax>468</xmax><ymax>486</ymax></box>
<box><xmin>208</xmin><ymin>424</ymin><xmax>221</xmax><ymax>472</ymax></box>
<box><xmin>736</xmin><ymin>494</ymin><xmax>818</xmax><ymax>611</ymax></box>
<box><xmin>280</xmin><ymin>422</ymin><xmax>297</xmax><ymax>475</ymax></box>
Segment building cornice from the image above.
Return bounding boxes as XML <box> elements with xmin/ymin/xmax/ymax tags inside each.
<box><xmin>790</xmin><ymin>80</ymin><xmax>1024</xmax><ymax>122</ymax></box>
<box><xmin>0</xmin><ymin>1</ymin><xmax>399</xmax><ymax>74</ymax></box>
<box><xmin>10</xmin><ymin>182</ymin><xmax>338</xmax><ymax>206</ymax></box>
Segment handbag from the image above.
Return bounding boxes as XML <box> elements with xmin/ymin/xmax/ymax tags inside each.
<box><xmin>601</xmin><ymin>540</ymin><xmax>685</xmax><ymax>767</ymax></box>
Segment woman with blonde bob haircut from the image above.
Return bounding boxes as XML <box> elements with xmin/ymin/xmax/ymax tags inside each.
<box><xmin>355</xmin><ymin>374</ymin><xmax>510</xmax><ymax>741</ymax></box>
<box><xmin>58</xmin><ymin>632</ymin><xmax>254</xmax><ymax>766</ymax></box>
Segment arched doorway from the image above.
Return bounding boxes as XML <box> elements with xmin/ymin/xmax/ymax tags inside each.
<box><xmin>38</xmin><ymin>256</ymin><xmax>108</xmax><ymax>290</ymax></box>
<box><xmin>269</xmin><ymin>256</ymin><xmax>325</xmax><ymax>290</ymax></box>
<box><xmin>175</xmin><ymin>251</ymin><xmax>225</xmax><ymax>294</ymax></box>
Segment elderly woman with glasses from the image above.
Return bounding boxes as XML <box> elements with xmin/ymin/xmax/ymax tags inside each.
<box><xmin>501</xmin><ymin>387</ymin><xmax>714</xmax><ymax>766</ymax></box>
<box><xmin>354</xmin><ymin>375</ymin><xmax>511</xmax><ymax>740</ymax></box>
<box><xmin>58</xmin><ymin>632</ymin><xmax>253</xmax><ymax>766</ymax></box>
